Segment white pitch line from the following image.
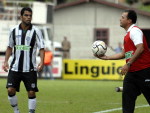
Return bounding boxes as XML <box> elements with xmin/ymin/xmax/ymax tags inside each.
<box><xmin>93</xmin><ymin>104</ymin><xmax>149</xmax><ymax>113</ymax></box>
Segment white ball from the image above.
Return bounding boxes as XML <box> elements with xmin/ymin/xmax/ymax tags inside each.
<box><xmin>92</xmin><ymin>40</ymin><xmax>107</xmax><ymax>56</ymax></box>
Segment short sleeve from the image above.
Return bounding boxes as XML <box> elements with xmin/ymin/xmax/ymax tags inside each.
<box><xmin>130</xmin><ymin>27</ymin><xmax>143</xmax><ymax>46</ymax></box>
<box><xmin>36</xmin><ymin>28</ymin><xmax>45</xmax><ymax>49</ymax></box>
<box><xmin>8</xmin><ymin>29</ymin><xmax>14</xmax><ymax>48</ymax></box>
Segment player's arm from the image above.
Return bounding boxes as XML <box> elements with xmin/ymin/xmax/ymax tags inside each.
<box><xmin>3</xmin><ymin>47</ymin><xmax>12</xmax><ymax>72</ymax></box>
<box><xmin>3</xmin><ymin>28</ymin><xmax>14</xmax><ymax>72</ymax></box>
<box><xmin>37</xmin><ymin>48</ymin><xmax>45</xmax><ymax>72</ymax></box>
<box><xmin>36</xmin><ymin>28</ymin><xmax>45</xmax><ymax>72</ymax></box>
<box><xmin>126</xmin><ymin>44</ymin><xmax>143</xmax><ymax>64</ymax></box>
<box><xmin>96</xmin><ymin>49</ymin><xmax>125</xmax><ymax>60</ymax></box>
<box><xmin>121</xmin><ymin>43</ymin><xmax>144</xmax><ymax>75</ymax></box>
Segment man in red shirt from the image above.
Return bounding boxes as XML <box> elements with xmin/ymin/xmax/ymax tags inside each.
<box><xmin>43</xmin><ymin>48</ymin><xmax>54</xmax><ymax>79</ymax></box>
<box><xmin>95</xmin><ymin>10</ymin><xmax>150</xmax><ymax>113</ymax></box>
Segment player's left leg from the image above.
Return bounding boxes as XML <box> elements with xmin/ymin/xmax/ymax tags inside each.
<box><xmin>28</xmin><ymin>91</ymin><xmax>36</xmax><ymax>113</ymax></box>
<box><xmin>138</xmin><ymin>67</ymin><xmax>150</xmax><ymax>105</ymax></box>
<box><xmin>23</xmin><ymin>71</ymin><xmax>39</xmax><ymax>113</ymax></box>
<box><xmin>142</xmin><ymin>87</ymin><xmax>150</xmax><ymax>105</ymax></box>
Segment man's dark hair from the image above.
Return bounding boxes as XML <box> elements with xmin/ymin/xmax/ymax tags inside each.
<box><xmin>20</xmin><ymin>7</ymin><xmax>32</xmax><ymax>16</ymax></box>
<box><xmin>124</xmin><ymin>10</ymin><xmax>137</xmax><ymax>24</ymax></box>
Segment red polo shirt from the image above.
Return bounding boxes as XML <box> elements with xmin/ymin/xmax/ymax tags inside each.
<box><xmin>124</xmin><ymin>26</ymin><xmax>150</xmax><ymax>72</ymax></box>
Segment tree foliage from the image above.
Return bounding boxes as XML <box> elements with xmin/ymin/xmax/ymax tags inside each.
<box><xmin>126</xmin><ymin>0</ymin><xmax>138</xmax><ymax>5</ymax></box>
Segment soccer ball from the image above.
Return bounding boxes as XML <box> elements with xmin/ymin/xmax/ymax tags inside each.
<box><xmin>92</xmin><ymin>40</ymin><xmax>107</xmax><ymax>56</ymax></box>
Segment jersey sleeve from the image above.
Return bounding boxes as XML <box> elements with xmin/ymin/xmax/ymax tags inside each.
<box><xmin>130</xmin><ymin>27</ymin><xmax>143</xmax><ymax>46</ymax></box>
<box><xmin>36</xmin><ymin>28</ymin><xmax>45</xmax><ymax>49</ymax></box>
<box><xmin>8</xmin><ymin>29</ymin><xmax>14</xmax><ymax>48</ymax></box>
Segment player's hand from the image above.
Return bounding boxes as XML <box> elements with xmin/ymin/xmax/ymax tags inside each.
<box><xmin>37</xmin><ymin>62</ymin><xmax>44</xmax><ymax>72</ymax></box>
<box><xmin>94</xmin><ymin>54</ymin><xmax>108</xmax><ymax>60</ymax></box>
<box><xmin>3</xmin><ymin>61</ymin><xmax>9</xmax><ymax>72</ymax></box>
<box><xmin>120</xmin><ymin>64</ymin><xmax>129</xmax><ymax>75</ymax></box>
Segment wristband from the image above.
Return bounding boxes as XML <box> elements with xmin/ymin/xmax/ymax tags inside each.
<box><xmin>127</xmin><ymin>62</ymin><xmax>131</xmax><ymax>67</ymax></box>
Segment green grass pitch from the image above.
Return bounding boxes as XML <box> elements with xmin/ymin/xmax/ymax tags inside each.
<box><xmin>0</xmin><ymin>79</ymin><xmax>149</xmax><ymax>113</ymax></box>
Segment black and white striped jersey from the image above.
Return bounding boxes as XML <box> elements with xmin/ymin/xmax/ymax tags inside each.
<box><xmin>8</xmin><ymin>24</ymin><xmax>44</xmax><ymax>72</ymax></box>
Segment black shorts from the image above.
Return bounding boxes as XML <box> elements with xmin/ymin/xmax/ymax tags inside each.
<box><xmin>6</xmin><ymin>70</ymin><xmax>39</xmax><ymax>92</ymax></box>
<box><xmin>123</xmin><ymin>67</ymin><xmax>150</xmax><ymax>113</ymax></box>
